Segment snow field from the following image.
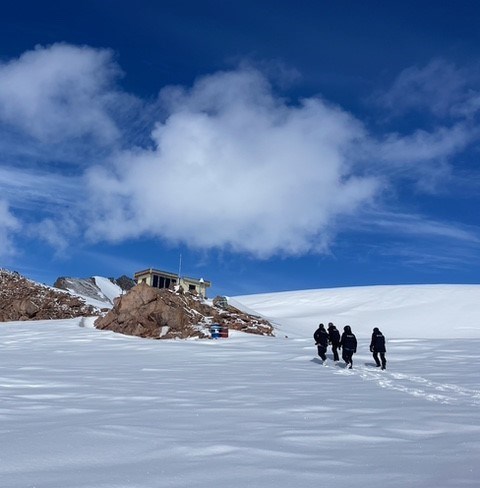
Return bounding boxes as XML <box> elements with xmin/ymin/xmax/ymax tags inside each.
<box><xmin>1</xmin><ymin>315</ymin><xmax>479</xmax><ymax>487</ymax></box>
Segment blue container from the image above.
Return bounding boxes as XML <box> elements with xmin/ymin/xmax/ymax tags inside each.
<box><xmin>210</xmin><ymin>324</ymin><xmax>221</xmax><ymax>339</ymax></box>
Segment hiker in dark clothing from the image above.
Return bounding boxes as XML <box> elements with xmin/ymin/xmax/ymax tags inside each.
<box><xmin>339</xmin><ymin>325</ymin><xmax>357</xmax><ymax>369</ymax></box>
<box><xmin>327</xmin><ymin>322</ymin><xmax>341</xmax><ymax>361</ymax></box>
<box><xmin>313</xmin><ymin>323</ymin><xmax>329</xmax><ymax>362</ymax></box>
<box><xmin>370</xmin><ymin>327</ymin><xmax>387</xmax><ymax>370</ymax></box>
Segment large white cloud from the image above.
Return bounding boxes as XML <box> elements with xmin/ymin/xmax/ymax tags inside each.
<box><xmin>0</xmin><ymin>43</ymin><xmax>121</xmax><ymax>144</ymax></box>
<box><xmin>85</xmin><ymin>68</ymin><xmax>381</xmax><ymax>257</ymax></box>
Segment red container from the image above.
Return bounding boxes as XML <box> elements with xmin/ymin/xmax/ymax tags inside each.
<box><xmin>219</xmin><ymin>326</ymin><xmax>229</xmax><ymax>338</ymax></box>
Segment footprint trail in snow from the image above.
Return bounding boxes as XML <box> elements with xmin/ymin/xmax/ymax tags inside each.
<box><xmin>333</xmin><ymin>363</ymin><xmax>480</xmax><ymax>406</ymax></box>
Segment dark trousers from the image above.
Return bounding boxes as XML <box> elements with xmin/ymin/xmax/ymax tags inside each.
<box><xmin>317</xmin><ymin>345</ymin><xmax>327</xmax><ymax>361</ymax></box>
<box><xmin>373</xmin><ymin>351</ymin><xmax>387</xmax><ymax>369</ymax></box>
<box><xmin>331</xmin><ymin>345</ymin><xmax>340</xmax><ymax>361</ymax></box>
<box><xmin>342</xmin><ymin>348</ymin><xmax>354</xmax><ymax>367</ymax></box>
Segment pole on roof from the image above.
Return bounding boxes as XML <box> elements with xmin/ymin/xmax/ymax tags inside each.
<box><xmin>178</xmin><ymin>253</ymin><xmax>182</xmax><ymax>281</ymax></box>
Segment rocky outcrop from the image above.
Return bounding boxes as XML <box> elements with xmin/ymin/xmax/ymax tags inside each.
<box><xmin>212</xmin><ymin>295</ymin><xmax>229</xmax><ymax>309</ymax></box>
<box><xmin>0</xmin><ymin>270</ymin><xmax>100</xmax><ymax>322</ymax></box>
<box><xmin>94</xmin><ymin>282</ymin><xmax>274</xmax><ymax>339</ymax></box>
<box><xmin>114</xmin><ymin>275</ymin><xmax>136</xmax><ymax>291</ymax></box>
<box><xmin>54</xmin><ymin>276</ymin><xmax>112</xmax><ymax>305</ymax></box>
<box><xmin>54</xmin><ymin>275</ymin><xmax>134</xmax><ymax>305</ymax></box>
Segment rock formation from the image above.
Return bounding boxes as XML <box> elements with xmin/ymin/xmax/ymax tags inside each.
<box><xmin>95</xmin><ymin>282</ymin><xmax>274</xmax><ymax>339</ymax></box>
<box><xmin>54</xmin><ymin>275</ymin><xmax>135</xmax><ymax>305</ymax></box>
<box><xmin>54</xmin><ymin>276</ymin><xmax>112</xmax><ymax>306</ymax></box>
<box><xmin>114</xmin><ymin>275</ymin><xmax>136</xmax><ymax>291</ymax></box>
<box><xmin>0</xmin><ymin>269</ymin><xmax>99</xmax><ymax>322</ymax></box>
<box><xmin>0</xmin><ymin>269</ymin><xmax>274</xmax><ymax>339</ymax></box>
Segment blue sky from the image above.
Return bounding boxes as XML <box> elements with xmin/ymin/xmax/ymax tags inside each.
<box><xmin>1</xmin><ymin>1</ymin><xmax>480</xmax><ymax>296</ymax></box>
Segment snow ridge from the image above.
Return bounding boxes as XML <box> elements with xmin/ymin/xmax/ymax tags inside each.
<box><xmin>54</xmin><ymin>276</ymin><xmax>123</xmax><ymax>309</ymax></box>
<box><xmin>234</xmin><ymin>283</ymin><xmax>480</xmax><ymax>339</ymax></box>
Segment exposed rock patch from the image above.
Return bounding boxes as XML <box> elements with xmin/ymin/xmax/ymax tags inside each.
<box><xmin>95</xmin><ymin>282</ymin><xmax>274</xmax><ymax>339</ymax></box>
<box><xmin>0</xmin><ymin>270</ymin><xmax>100</xmax><ymax>322</ymax></box>
<box><xmin>114</xmin><ymin>275</ymin><xmax>136</xmax><ymax>291</ymax></box>
<box><xmin>54</xmin><ymin>275</ymin><xmax>134</xmax><ymax>306</ymax></box>
<box><xmin>54</xmin><ymin>276</ymin><xmax>112</xmax><ymax>305</ymax></box>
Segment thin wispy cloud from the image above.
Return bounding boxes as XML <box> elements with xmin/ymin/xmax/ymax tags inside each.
<box><xmin>372</xmin><ymin>242</ymin><xmax>480</xmax><ymax>270</ymax></box>
<box><xmin>375</xmin><ymin>58</ymin><xmax>480</xmax><ymax>119</ymax></box>
<box><xmin>0</xmin><ymin>199</ymin><xmax>20</xmax><ymax>257</ymax></box>
<box><xmin>373</xmin><ymin>124</ymin><xmax>472</xmax><ymax>166</ymax></box>
<box><xmin>364</xmin><ymin>60</ymin><xmax>480</xmax><ymax>192</ymax></box>
<box><xmin>0</xmin><ymin>167</ymin><xmax>80</xmax><ymax>211</ymax></box>
<box><xmin>358</xmin><ymin>211</ymin><xmax>480</xmax><ymax>243</ymax></box>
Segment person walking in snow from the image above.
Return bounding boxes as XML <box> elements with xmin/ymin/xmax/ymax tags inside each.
<box><xmin>339</xmin><ymin>325</ymin><xmax>357</xmax><ymax>369</ymax></box>
<box><xmin>370</xmin><ymin>327</ymin><xmax>387</xmax><ymax>370</ymax></box>
<box><xmin>327</xmin><ymin>322</ymin><xmax>341</xmax><ymax>362</ymax></box>
<box><xmin>314</xmin><ymin>323</ymin><xmax>329</xmax><ymax>362</ymax></box>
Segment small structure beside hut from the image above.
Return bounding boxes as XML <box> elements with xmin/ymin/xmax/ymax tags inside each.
<box><xmin>212</xmin><ymin>295</ymin><xmax>229</xmax><ymax>309</ymax></box>
<box><xmin>134</xmin><ymin>268</ymin><xmax>211</xmax><ymax>298</ymax></box>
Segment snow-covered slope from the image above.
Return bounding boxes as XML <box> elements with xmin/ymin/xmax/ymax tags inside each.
<box><xmin>55</xmin><ymin>276</ymin><xmax>123</xmax><ymax>308</ymax></box>
<box><xmin>233</xmin><ymin>284</ymin><xmax>480</xmax><ymax>339</ymax></box>
<box><xmin>92</xmin><ymin>276</ymin><xmax>123</xmax><ymax>304</ymax></box>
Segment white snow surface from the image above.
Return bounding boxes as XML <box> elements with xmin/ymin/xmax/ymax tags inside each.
<box><xmin>93</xmin><ymin>276</ymin><xmax>123</xmax><ymax>304</ymax></box>
<box><xmin>234</xmin><ymin>284</ymin><xmax>480</xmax><ymax>339</ymax></box>
<box><xmin>1</xmin><ymin>284</ymin><xmax>479</xmax><ymax>487</ymax></box>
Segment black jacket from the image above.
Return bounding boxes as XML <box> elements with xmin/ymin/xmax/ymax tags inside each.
<box><xmin>340</xmin><ymin>332</ymin><xmax>357</xmax><ymax>352</ymax></box>
<box><xmin>327</xmin><ymin>326</ymin><xmax>340</xmax><ymax>346</ymax></box>
<box><xmin>314</xmin><ymin>327</ymin><xmax>329</xmax><ymax>348</ymax></box>
<box><xmin>370</xmin><ymin>331</ymin><xmax>386</xmax><ymax>353</ymax></box>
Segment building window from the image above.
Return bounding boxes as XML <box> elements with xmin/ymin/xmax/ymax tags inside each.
<box><xmin>189</xmin><ymin>284</ymin><xmax>196</xmax><ymax>291</ymax></box>
<box><xmin>152</xmin><ymin>275</ymin><xmax>159</xmax><ymax>288</ymax></box>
